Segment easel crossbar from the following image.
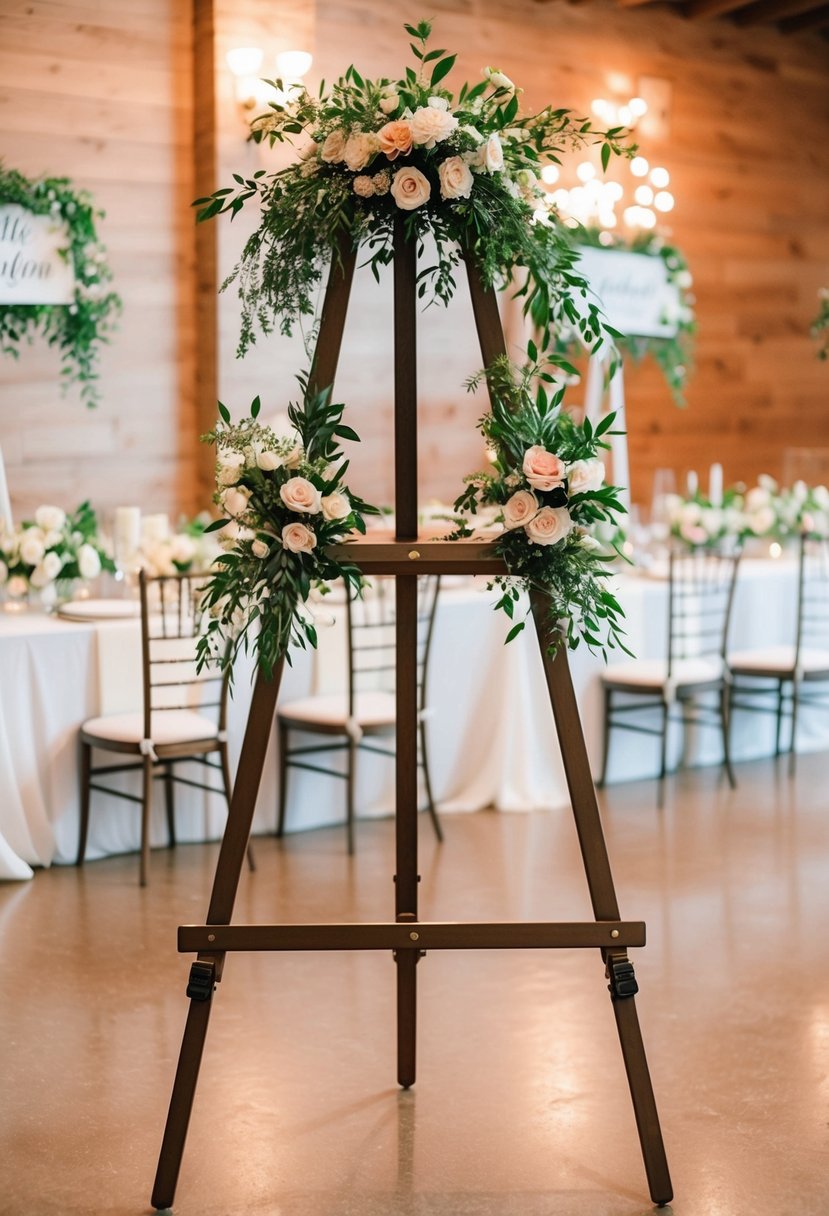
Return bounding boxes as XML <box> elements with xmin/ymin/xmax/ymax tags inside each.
<box><xmin>178</xmin><ymin>921</ymin><xmax>646</xmax><ymax>953</ymax></box>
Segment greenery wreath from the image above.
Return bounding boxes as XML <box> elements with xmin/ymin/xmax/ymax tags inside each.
<box><xmin>0</xmin><ymin>163</ymin><xmax>120</xmax><ymax>404</ymax></box>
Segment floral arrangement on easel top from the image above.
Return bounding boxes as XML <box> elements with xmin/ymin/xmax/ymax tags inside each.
<box><xmin>195</xmin><ymin>380</ymin><xmax>379</xmax><ymax>679</ymax></box>
<box><xmin>555</xmin><ymin>227</ymin><xmax>695</xmax><ymax>406</ymax></box>
<box><xmin>0</xmin><ymin>164</ymin><xmax>120</xmax><ymax>405</ymax></box>
<box><xmin>195</xmin><ymin>18</ymin><xmax>631</xmax><ymax>358</ymax></box>
<box><xmin>451</xmin><ymin>345</ymin><xmax>630</xmax><ymax>656</ymax></box>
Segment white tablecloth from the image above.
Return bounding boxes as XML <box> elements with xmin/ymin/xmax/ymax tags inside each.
<box><xmin>0</xmin><ymin>558</ymin><xmax>824</xmax><ymax>880</ymax></box>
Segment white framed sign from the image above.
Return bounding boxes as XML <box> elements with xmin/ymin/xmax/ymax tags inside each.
<box><xmin>0</xmin><ymin>203</ymin><xmax>75</xmax><ymax>305</ymax></box>
<box><xmin>574</xmin><ymin>246</ymin><xmax>680</xmax><ymax>340</ymax></box>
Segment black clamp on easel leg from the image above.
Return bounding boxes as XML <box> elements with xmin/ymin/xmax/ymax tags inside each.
<box><xmin>606</xmin><ymin>953</ymin><xmax>639</xmax><ymax>1001</ymax></box>
<box><xmin>186</xmin><ymin>960</ymin><xmax>217</xmax><ymax>1002</ymax></box>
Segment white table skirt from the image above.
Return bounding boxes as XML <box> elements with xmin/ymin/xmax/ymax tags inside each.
<box><xmin>0</xmin><ymin>558</ymin><xmax>824</xmax><ymax>880</ymax></box>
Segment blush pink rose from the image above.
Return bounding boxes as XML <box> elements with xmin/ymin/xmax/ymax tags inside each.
<box><xmin>378</xmin><ymin>120</ymin><xmax>414</xmax><ymax>160</ymax></box>
<box><xmin>279</xmin><ymin>476</ymin><xmax>322</xmax><ymax>514</ymax></box>
<box><xmin>522</xmin><ymin>445</ymin><xmax>565</xmax><ymax>492</ymax></box>
<box><xmin>390</xmin><ymin>166</ymin><xmax>431</xmax><ymax>210</ymax></box>
<box><xmin>502</xmin><ymin>490</ymin><xmax>538</xmax><ymax>530</ymax></box>
<box><xmin>281</xmin><ymin>522</ymin><xmax>317</xmax><ymax>554</ymax></box>
<box><xmin>525</xmin><ymin>506</ymin><xmax>572</xmax><ymax>546</ymax></box>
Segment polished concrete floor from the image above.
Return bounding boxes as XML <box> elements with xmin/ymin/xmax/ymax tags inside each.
<box><xmin>2</xmin><ymin>754</ymin><xmax>829</xmax><ymax>1216</ymax></box>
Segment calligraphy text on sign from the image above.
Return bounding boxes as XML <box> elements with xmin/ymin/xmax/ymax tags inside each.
<box><xmin>0</xmin><ymin>204</ymin><xmax>75</xmax><ymax>305</ymax></box>
<box><xmin>575</xmin><ymin>247</ymin><xmax>681</xmax><ymax>340</ymax></box>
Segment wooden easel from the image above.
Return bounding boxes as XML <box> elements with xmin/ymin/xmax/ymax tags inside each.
<box><xmin>151</xmin><ymin>221</ymin><xmax>673</xmax><ymax>1210</ymax></box>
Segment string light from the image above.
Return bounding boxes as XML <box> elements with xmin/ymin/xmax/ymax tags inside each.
<box><xmin>634</xmin><ymin>184</ymin><xmax>654</xmax><ymax>205</ymax></box>
<box><xmin>540</xmin><ymin>164</ymin><xmax>560</xmax><ymax>185</ymax></box>
<box><xmin>576</xmin><ymin>162</ymin><xmax>596</xmax><ymax>181</ymax></box>
<box><xmin>630</xmin><ymin>156</ymin><xmax>649</xmax><ymax>177</ymax></box>
<box><xmin>654</xmin><ymin>190</ymin><xmax>675</xmax><ymax>212</ymax></box>
<box><xmin>650</xmin><ymin>166</ymin><xmax>670</xmax><ymax>188</ymax></box>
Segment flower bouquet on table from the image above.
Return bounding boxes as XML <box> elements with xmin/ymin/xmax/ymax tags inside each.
<box><xmin>450</xmin><ymin>346</ymin><xmax>629</xmax><ymax>655</ymax></box>
<box><xmin>196</xmin><ymin>380</ymin><xmax>379</xmax><ymax>678</ymax></box>
<box><xmin>0</xmin><ymin>501</ymin><xmax>114</xmax><ymax>604</ymax></box>
<box><xmin>664</xmin><ymin>487</ymin><xmax>745</xmax><ymax>549</ymax></box>
<box><xmin>136</xmin><ymin>513</ymin><xmax>222</xmax><ymax>577</ymax></box>
<box><xmin>739</xmin><ymin>475</ymin><xmax>829</xmax><ymax>543</ymax></box>
<box><xmin>195</xmin><ymin>18</ymin><xmax>631</xmax><ymax>357</ymax></box>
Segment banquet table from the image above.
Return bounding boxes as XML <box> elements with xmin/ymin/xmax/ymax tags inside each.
<box><xmin>0</xmin><ymin>557</ymin><xmax>825</xmax><ymax>881</ymax></box>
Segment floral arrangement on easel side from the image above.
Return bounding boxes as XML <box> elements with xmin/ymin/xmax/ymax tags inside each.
<box><xmin>0</xmin><ymin>501</ymin><xmax>114</xmax><ymax>603</ymax></box>
<box><xmin>195</xmin><ymin>19</ymin><xmax>637</xmax><ymax>667</ymax></box>
<box><xmin>0</xmin><ymin>164</ymin><xmax>120</xmax><ymax>405</ymax></box>
<box><xmin>451</xmin><ymin>346</ymin><xmax>630</xmax><ymax>655</ymax></box>
<box><xmin>196</xmin><ymin>382</ymin><xmax>378</xmax><ymax>679</ymax></box>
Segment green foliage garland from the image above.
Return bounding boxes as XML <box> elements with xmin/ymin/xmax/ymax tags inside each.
<box><xmin>0</xmin><ymin>163</ymin><xmax>121</xmax><ymax>405</ymax></box>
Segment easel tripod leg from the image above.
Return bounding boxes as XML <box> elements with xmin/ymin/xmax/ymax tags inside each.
<box><xmin>395</xmin><ymin>575</ymin><xmax>420</xmax><ymax>1089</ymax></box>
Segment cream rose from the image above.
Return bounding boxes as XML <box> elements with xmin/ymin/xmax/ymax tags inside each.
<box><xmin>353</xmin><ymin>175</ymin><xmax>375</xmax><ymax>198</ymax></box>
<box><xmin>483</xmin><ymin>132</ymin><xmax>504</xmax><ymax>173</ymax></box>
<box><xmin>222</xmin><ymin>486</ymin><xmax>252</xmax><ymax>517</ymax></box>
<box><xmin>566</xmin><ymin>459</ymin><xmax>604</xmax><ymax>496</ymax></box>
<box><xmin>35</xmin><ymin>505</ymin><xmax>66</xmax><ymax>532</ymax></box>
<box><xmin>251</xmin><ymin>538</ymin><xmax>270</xmax><ymax>559</ymax></box>
<box><xmin>378</xmin><ymin>119</ymin><xmax>413</xmax><ymax>160</ymax></box>
<box><xmin>320</xmin><ymin>129</ymin><xmax>347</xmax><ymax>163</ymax></box>
<box><xmin>19</xmin><ymin>531</ymin><xmax>46</xmax><ymax>566</ymax></box>
<box><xmin>526</xmin><ymin>506</ymin><xmax>572</xmax><ymax>546</ymax></box>
<box><xmin>379</xmin><ymin>94</ymin><xmax>400</xmax><ymax>116</ymax></box>
<box><xmin>343</xmin><ymin>131</ymin><xmax>379</xmax><ymax>172</ymax></box>
<box><xmin>256</xmin><ymin>448</ymin><xmax>283</xmax><ymax>472</ymax></box>
<box><xmin>409</xmin><ymin>105</ymin><xmax>458</xmax><ymax>148</ymax></box>
<box><xmin>77</xmin><ymin>544</ymin><xmax>101</xmax><ymax>580</ymax></box>
<box><xmin>41</xmin><ymin>550</ymin><xmax>64</xmax><ymax>580</ymax></box>
<box><xmin>216</xmin><ymin>450</ymin><xmax>245</xmax><ymax>486</ymax></box>
<box><xmin>321</xmin><ymin>491</ymin><xmax>351</xmax><ymax>522</ymax></box>
<box><xmin>503</xmin><ymin>490</ymin><xmax>538</xmax><ymax>530</ymax></box>
<box><xmin>390</xmin><ymin>166</ymin><xmax>431</xmax><ymax>211</ymax></box>
<box><xmin>282</xmin><ymin>522</ymin><xmax>317</xmax><ymax>555</ymax></box>
<box><xmin>284</xmin><ymin>444</ymin><xmax>303</xmax><ymax>469</ymax></box>
<box><xmin>522</xmin><ymin>446</ymin><xmax>565</xmax><ymax>492</ymax></box>
<box><xmin>438</xmin><ymin>156</ymin><xmax>474</xmax><ymax>201</ymax></box>
<box><xmin>280</xmin><ymin>476</ymin><xmax>322</xmax><ymax>515</ymax></box>
<box><xmin>484</xmin><ymin>66</ymin><xmax>515</xmax><ymax>92</ymax></box>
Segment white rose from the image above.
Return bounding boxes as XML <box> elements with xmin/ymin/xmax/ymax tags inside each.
<box><xmin>320</xmin><ymin>129</ymin><xmax>347</xmax><ymax>163</ymax></box>
<box><xmin>745</xmin><ymin>486</ymin><xmax>770</xmax><ymax>510</ymax></box>
<box><xmin>343</xmin><ymin>131</ymin><xmax>380</xmax><ymax>172</ymax></box>
<box><xmin>284</xmin><ymin>444</ymin><xmax>303</xmax><ymax>469</ymax></box>
<box><xmin>35</xmin><ymin>505</ymin><xmax>66</xmax><ymax>532</ymax></box>
<box><xmin>169</xmin><ymin>535</ymin><xmax>196</xmax><ymax>565</ymax></box>
<box><xmin>748</xmin><ymin>506</ymin><xmax>776</xmax><ymax>536</ymax></box>
<box><xmin>409</xmin><ymin>105</ymin><xmax>458</xmax><ymax>148</ymax></box>
<box><xmin>216</xmin><ymin>450</ymin><xmax>245</xmax><ymax>486</ymax></box>
<box><xmin>484</xmin><ymin>66</ymin><xmax>515</xmax><ymax>92</ymax></box>
<box><xmin>299</xmin><ymin>140</ymin><xmax>318</xmax><ymax>160</ymax></box>
<box><xmin>379</xmin><ymin>94</ymin><xmax>399</xmax><ymax>115</ymax></box>
<box><xmin>256</xmin><ymin>448</ymin><xmax>283</xmax><ymax>471</ymax></box>
<box><xmin>0</xmin><ymin>559</ymin><xmax>7</xmax><ymax>585</ymax></box>
<box><xmin>321</xmin><ymin>492</ymin><xmax>351</xmax><ymax>522</ymax></box>
<box><xmin>282</xmin><ymin>522</ymin><xmax>317</xmax><ymax>554</ymax></box>
<box><xmin>76</xmin><ymin>544</ymin><xmax>100</xmax><ymax>580</ymax></box>
<box><xmin>503</xmin><ymin>490</ymin><xmax>538</xmax><ymax>530</ymax></box>
<box><xmin>813</xmin><ymin>485</ymin><xmax>829</xmax><ymax>509</ymax></box>
<box><xmin>567</xmin><ymin>459</ymin><xmax>604</xmax><ymax>496</ymax></box>
<box><xmin>525</xmin><ymin>506</ymin><xmax>572</xmax><ymax>546</ymax></box>
<box><xmin>438</xmin><ymin>156</ymin><xmax>474</xmax><ymax>201</ymax></box>
<box><xmin>43</xmin><ymin>528</ymin><xmax>63</xmax><ymax>547</ymax></box>
<box><xmin>251</xmin><ymin>538</ymin><xmax>270</xmax><ymax>559</ymax></box>
<box><xmin>7</xmin><ymin>574</ymin><xmax>29</xmax><ymax>599</ymax></box>
<box><xmin>390</xmin><ymin>166</ymin><xmax>431</xmax><ymax>211</ymax></box>
<box><xmin>280</xmin><ymin>476</ymin><xmax>322</xmax><ymax>514</ymax></box>
<box><xmin>676</xmin><ymin>270</ymin><xmax>693</xmax><ymax>289</ymax></box>
<box><xmin>483</xmin><ymin>132</ymin><xmax>504</xmax><ymax>174</ymax></box>
<box><xmin>353</xmin><ymin>175</ymin><xmax>375</xmax><ymax>198</ymax></box>
<box><xmin>222</xmin><ymin>486</ymin><xmax>252</xmax><ymax>517</ymax></box>
<box><xmin>38</xmin><ymin>551</ymin><xmax>63</xmax><ymax>582</ymax></box>
<box><xmin>460</xmin><ymin>124</ymin><xmax>483</xmax><ymax>143</ymax></box>
<box><xmin>19</xmin><ymin>531</ymin><xmax>46</xmax><ymax>566</ymax></box>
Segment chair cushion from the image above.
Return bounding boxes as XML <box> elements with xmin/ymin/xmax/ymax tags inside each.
<box><xmin>82</xmin><ymin>710</ymin><xmax>219</xmax><ymax>747</ymax></box>
<box><xmin>602</xmin><ymin>656</ymin><xmax>724</xmax><ymax>691</ymax></box>
<box><xmin>728</xmin><ymin>645</ymin><xmax>829</xmax><ymax>676</ymax></box>
<box><xmin>278</xmin><ymin>690</ymin><xmax>397</xmax><ymax>729</ymax></box>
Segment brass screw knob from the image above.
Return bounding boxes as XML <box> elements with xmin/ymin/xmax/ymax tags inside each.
<box><xmin>207</xmin><ymin>933</ymin><xmax>216</xmax><ymax>943</ymax></box>
<box><xmin>409</xmin><ymin>931</ymin><xmax>419</xmax><ymax>941</ymax></box>
<box><xmin>408</xmin><ymin>550</ymin><xmax>420</xmax><ymax>560</ymax></box>
<box><xmin>610</xmin><ymin>929</ymin><xmax>620</xmax><ymax>939</ymax></box>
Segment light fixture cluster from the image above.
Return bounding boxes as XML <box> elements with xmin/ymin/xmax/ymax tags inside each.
<box><xmin>590</xmin><ymin>95</ymin><xmax>648</xmax><ymax>129</ymax></box>
<box><xmin>226</xmin><ymin>46</ymin><xmax>313</xmax><ymax>112</ymax></box>
<box><xmin>541</xmin><ymin>155</ymin><xmax>674</xmax><ymax>233</ymax></box>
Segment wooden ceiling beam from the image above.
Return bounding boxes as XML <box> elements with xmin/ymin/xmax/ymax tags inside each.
<box><xmin>736</xmin><ymin>0</ymin><xmax>829</xmax><ymax>23</ymax></box>
<box><xmin>780</xmin><ymin>1</ymin><xmax>829</xmax><ymax>27</ymax></box>
<box><xmin>684</xmin><ymin>0</ymin><xmax>754</xmax><ymax>19</ymax></box>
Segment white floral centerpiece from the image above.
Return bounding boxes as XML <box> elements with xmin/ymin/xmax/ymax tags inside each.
<box><xmin>0</xmin><ymin>501</ymin><xmax>114</xmax><ymax>603</ymax></box>
<box><xmin>663</xmin><ymin>475</ymin><xmax>829</xmax><ymax>549</ymax></box>
<box><xmin>451</xmin><ymin>347</ymin><xmax>629</xmax><ymax>654</ymax></box>
<box><xmin>135</xmin><ymin>514</ymin><xmax>222</xmax><ymax>577</ymax></box>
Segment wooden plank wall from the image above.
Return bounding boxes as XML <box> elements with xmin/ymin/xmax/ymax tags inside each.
<box><xmin>0</xmin><ymin>0</ymin><xmax>198</xmax><ymax>521</ymax></box>
<box><xmin>214</xmin><ymin>0</ymin><xmax>829</xmax><ymax>509</ymax></box>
